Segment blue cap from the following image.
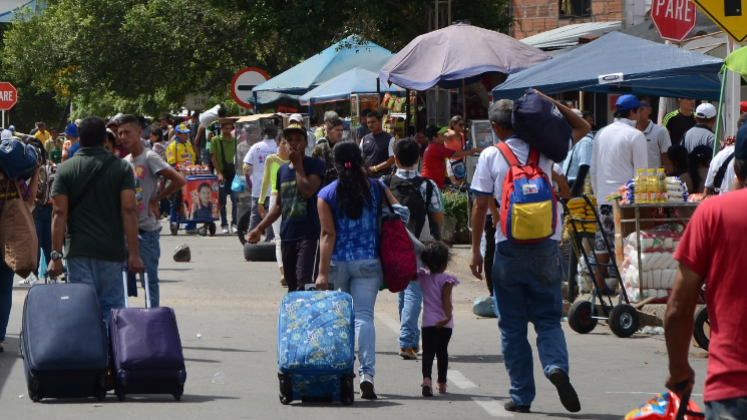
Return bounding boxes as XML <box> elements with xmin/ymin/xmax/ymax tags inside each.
<box><xmin>8</xmin><ymin>125</ymin><xmax>15</xmax><ymax>132</ymax></box>
<box><xmin>735</xmin><ymin>123</ymin><xmax>747</xmax><ymax>159</ymax></box>
<box><xmin>615</xmin><ymin>95</ymin><xmax>647</xmax><ymax>111</ymax></box>
<box><xmin>64</xmin><ymin>122</ymin><xmax>78</xmax><ymax>137</ymax></box>
<box><xmin>175</xmin><ymin>123</ymin><xmax>191</xmax><ymax>134</ymax></box>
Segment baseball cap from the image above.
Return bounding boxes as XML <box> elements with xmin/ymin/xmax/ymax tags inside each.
<box><xmin>425</xmin><ymin>125</ymin><xmax>448</xmax><ymax>139</ymax></box>
<box><xmin>289</xmin><ymin>113</ymin><xmax>303</xmax><ymax>123</ymax></box>
<box><xmin>735</xmin><ymin>123</ymin><xmax>747</xmax><ymax>159</ymax></box>
<box><xmin>282</xmin><ymin>123</ymin><xmax>308</xmax><ymax>140</ymax></box>
<box><xmin>106</xmin><ymin>120</ymin><xmax>119</xmax><ymax>128</ymax></box>
<box><xmin>8</xmin><ymin>125</ymin><xmax>15</xmax><ymax>132</ymax></box>
<box><xmin>695</xmin><ymin>103</ymin><xmax>717</xmax><ymax>119</ymax></box>
<box><xmin>64</xmin><ymin>122</ymin><xmax>78</xmax><ymax>137</ymax></box>
<box><xmin>175</xmin><ymin>123</ymin><xmax>191</xmax><ymax>134</ymax></box>
<box><xmin>615</xmin><ymin>95</ymin><xmax>646</xmax><ymax>111</ymax></box>
<box><xmin>741</xmin><ymin>101</ymin><xmax>747</xmax><ymax>114</ymax></box>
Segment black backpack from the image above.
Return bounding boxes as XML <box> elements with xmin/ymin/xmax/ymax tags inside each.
<box><xmin>384</xmin><ymin>175</ymin><xmax>434</xmax><ymax>240</ymax></box>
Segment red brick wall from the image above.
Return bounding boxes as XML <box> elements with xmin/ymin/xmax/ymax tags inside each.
<box><xmin>512</xmin><ymin>0</ymin><xmax>623</xmax><ymax>39</ymax></box>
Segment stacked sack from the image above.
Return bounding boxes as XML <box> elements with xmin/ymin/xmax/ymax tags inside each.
<box><xmin>565</xmin><ymin>196</ymin><xmax>597</xmax><ymax>234</ymax></box>
<box><xmin>666</xmin><ymin>177</ymin><xmax>689</xmax><ymax>202</ymax></box>
<box><xmin>619</xmin><ymin>224</ymin><xmax>685</xmax><ymax>302</ymax></box>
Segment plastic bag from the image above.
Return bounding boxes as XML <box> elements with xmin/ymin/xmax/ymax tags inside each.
<box><xmin>624</xmin><ymin>392</ymin><xmax>703</xmax><ymax>420</ymax></box>
<box><xmin>231</xmin><ymin>174</ymin><xmax>247</xmax><ymax>193</ymax></box>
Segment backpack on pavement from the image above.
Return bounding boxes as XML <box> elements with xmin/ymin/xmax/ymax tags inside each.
<box><xmin>384</xmin><ymin>174</ymin><xmax>434</xmax><ymax>241</ymax></box>
<box><xmin>497</xmin><ymin>142</ymin><xmax>557</xmax><ymax>243</ymax></box>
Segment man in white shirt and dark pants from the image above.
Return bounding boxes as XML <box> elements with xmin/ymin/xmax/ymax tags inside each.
<box><xmin>469</xmin><ymin>96</ymin><xmax>589</xmax><ymax>414</ymax></box>
<box><xmin>636</xmin><ymin>96</ymin><xmax>672</xmax><ymax>172</ymax></box>
<box><xmin>591</xmin><ymin>95</ymin><xmax>648</xmax><ymax>294</ymax></box>
<box><xmin>243</xmin><ymin>122</ymin><xmax>279</xmax><ymax>240</ymax></box>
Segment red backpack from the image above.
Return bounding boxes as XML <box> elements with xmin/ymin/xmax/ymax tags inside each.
<box><xmin>377</xmin><ymin>183</ymin><xmax>417</xmax><ymax>293</ymax></box>
<box><xmin>497</xmin><ymin>142</ymin><xmax>558</xmax><ymax>243</ymax></box>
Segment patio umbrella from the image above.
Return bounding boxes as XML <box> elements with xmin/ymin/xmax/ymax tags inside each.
<box><xmin>299</xmin><ymin>68</ymin><xmax>404</xmax><ymax>106</ymax></box>
<box><xmin>379</xmin><ymin>21</ymin><xmax>550</xmax><ymax>90</ymax></box>
<box><xmin>253</xmin><ymin>36</ymin><xmax>395</xmax><ymax>96</ymax></box>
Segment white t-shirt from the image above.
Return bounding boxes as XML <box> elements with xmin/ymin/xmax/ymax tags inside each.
<box><xmin>244</xmin><ymin>139</ymin><xmax>278</xmax><ymax>198</ymax></box>
<box><xmin>642</xmin><ymin>121</ymin><xmax>672</xmax><ymax>169</ymax></box>
<box><xmin>705</xmin><ymin>145</ymin><xmax>736</xmax><ymax>193</ymax></box>
<box><xmin>590</xmin><ymin>119</ymin><xmax>648</xmax><ymax>203</ymax></box>
<box><xmin>471</xmin><ymin>138</ymin><xmax>563</xmax><ymax>244</ymax></box>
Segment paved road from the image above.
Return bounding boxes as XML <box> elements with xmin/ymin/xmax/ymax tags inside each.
<box><xmin>0</xmin><ymin>226</ymin><xmax>709</xmax><ymax>419</ymax></box>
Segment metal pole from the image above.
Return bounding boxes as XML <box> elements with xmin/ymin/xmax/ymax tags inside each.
<box><xmin>448</xmin><ymin>0</ymin><xmax>452</xmax><ymax>25</ymax></box>
<box><xmin>462</xmin><ymin>79</ymin><xmax>467</xmax><ymax>125</ymax></box>
<box><xmin>657</xmin><ymin>40</ymin><xmax>673</xmax><ymax>125</ymax></box>
<box><xmin>713</xmin><ymin>70</ymin><xmax>728</xmax><ymax>158</ymax></box>
<box><xmin>253</xmin><ymin>91</ymin><xmax>258</xmax><ymax>114</ymax></box>
<box><xmin>405</xmin><ymin>88</ymin><xmax>411</xmax><ymax>137</ymax></box>
<box><xmin>435</xmin><ymin>0</ymin><xmax>438</xmax><ymax>31</ymax></box>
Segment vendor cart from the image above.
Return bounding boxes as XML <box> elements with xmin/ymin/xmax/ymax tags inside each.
<box><xmin>170</xmin><ymin>174</ymin><xmax>220</xmax><ymax>236</ymax></box>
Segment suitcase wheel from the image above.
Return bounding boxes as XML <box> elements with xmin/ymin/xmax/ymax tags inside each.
<box><xmin>340</xmin><ymin>374</ymin><xmax>355</xmax><ymax>406</ymax></box>
<box><xmin>96</xmin><ymin>377</ymin><xmax>107</xmax><ymax>401</ymax></box>
<box><xmin>173</xmin><ymin>385</ymin><xmax>184</xmax><ymax>401</ymax></box>
<box><xmin>278</xmin><ymin>373</ymin><xmax>293</xmax><ymax>405</ymax></box>
<box><xmin>116</xmin><ymin>392</ymin><xmax>125</xmax><ymax>402</ymax></box>
<box><xmin>29</xmin><ymin>379</ymin><xmax>42</xmax><ymax>402</ymax></box>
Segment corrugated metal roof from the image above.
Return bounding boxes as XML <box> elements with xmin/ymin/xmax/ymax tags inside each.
<box><xmin>520</xmin><ymin>21</ymin><xmax>622</xmax><ymax>50</ymax></box>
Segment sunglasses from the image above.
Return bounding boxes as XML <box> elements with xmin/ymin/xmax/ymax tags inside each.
<box><xmin>457</xmin><ymin>123</ymin><xmax>465</xmax><ymax>127</ymax></box>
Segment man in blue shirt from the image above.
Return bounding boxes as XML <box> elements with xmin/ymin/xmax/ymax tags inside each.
<box><xmin>562</xmin><ymin>109</ymin><xmax>594</xmax><ymax>196</ymax></box>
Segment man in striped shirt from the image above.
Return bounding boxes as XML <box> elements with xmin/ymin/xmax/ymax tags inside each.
<box><xmin>662</xmin><ymin>98</ymin><xmax>696</xmax><ymax>146</ymax></box>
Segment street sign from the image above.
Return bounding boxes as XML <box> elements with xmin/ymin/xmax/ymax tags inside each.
<box><xmin>185</xmin><ymin>93</ymin><xmax>209</xmax><ymax>111</ymax></box>
<box><xmin>651</xmin><ymin>0</ymin><xmax>697</xmax><ymax>42</ymax></box>
<box><xmin>231</xmin><ymin>67</ymin><xmax>269</xmax><ymax>109</ymax></box>
<box><xmin>0</xmin><ymin>82</ymin><xmax>18</xmax><ymax>111</ymax></box>
<box><xmin>693</xmin><ymin>0</ymin><xmax>747</xmax><ymax>42</ymax></box>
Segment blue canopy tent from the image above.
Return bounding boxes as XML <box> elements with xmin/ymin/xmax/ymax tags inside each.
<box><xmin>253</xmin><ymin>36</ymin><xmax>394</xmax><ymax>96</ymax></box>
<box><xmin>493</xmin><ymin>31</ymin><xmax>724</xmax><ymax>101</ymax></box>
<box><xmin>298</xmin><ymin>68</ymin><xmax>404</xmax><ymax>106</ymax></box>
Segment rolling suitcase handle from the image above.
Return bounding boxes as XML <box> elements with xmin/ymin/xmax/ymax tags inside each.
<box><xmin>121</xmin><ymin>268</ymin><xmax>151</xmax><ymax>309</ymax></box>
<box><xmin>674</xmin><ymin>381</ymin><xmax>705</xmax><ymax>420</ymax></box>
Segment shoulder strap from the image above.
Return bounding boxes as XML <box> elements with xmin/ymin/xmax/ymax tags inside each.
<box><xmin>383</xmin><ymin>174</ymin><xmax>392</xmax><ymax>187</ymax></box>
<box><xmin>496</xmin><ymin>142</ymin><xmax>520</xmax><ymax>166</ymax></box>
<box><xmin>69</xmin><ymin>155</ymin><xmax>118</xmax><ymax>214</ymax></box>
<box><xmin>527</xmin><ymin>147</ymin><xmax>540</xmax><ymax>166</ymax></box>
<box><xmin>713</xmin><ymin>152</ymin><xmax>735</xmax><ymax>190</ymax></box>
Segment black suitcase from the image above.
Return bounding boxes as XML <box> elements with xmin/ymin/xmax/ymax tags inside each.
<box><xmin>21</xmin><ymin>283</ymin><xmax>109</xmax><ymax>402</ymax></box>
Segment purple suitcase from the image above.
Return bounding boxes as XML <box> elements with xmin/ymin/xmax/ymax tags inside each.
<box><xmin>109</xmin><ymin>271</ymin><xmax>187</xmax><ymax>401</ymax></box>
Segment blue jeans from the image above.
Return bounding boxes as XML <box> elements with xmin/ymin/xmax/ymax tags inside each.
<box><xmin>398</xmin><ymin>281</ymin><xmax>422</xmax><ymax>349</ymax></box>
<box><xmin>329</xmin><ymin>258</ymin><xmax>382</xmax><ymax>377</ymax></box>
<box><xmin>0</xmin><ymin>261</ymin><xmax>13</xmax><ymax>342</ymax></box>
<box><xmin>706</xmin><ymin>397</ymin><xmax>747</xmax><ymax>420</ymax></box>
<box><xmin>138</xmin><ymin>230</ymin><xmax>161</xmax><ymax>307</ymax></box>
<box><xmin>33</xmin><ymin>205</ymin><xmax>53</xmax><ymax>276</ymax></box>
<box><xmin>492</xmin><ymin>240</ymin><xmax>569</xmax><ymax>407</ymax></box>
<box><xmin>219</xmin><ymin>180</ymin><xmax>237</xmax><ymax>227</ymax></box>
<box><xmin>67</xmin><ymin>257</ymin><xmax>125</xmax><ymax>325</ymax></box>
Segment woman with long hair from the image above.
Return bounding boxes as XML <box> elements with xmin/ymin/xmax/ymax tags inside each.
<box><xmin>444</xmin><ymin>115</ymin><xmax>468</xmax><ymax>184</ymax></box>
<box><xmin>149</xmin><ymin>124</ymin><xmax>167</xmax><ymax>159</ymax></box>
<box><xmin>316</xmin><ymin>141</ymin><xmax>399</xmax><ymax>400</ymax></box>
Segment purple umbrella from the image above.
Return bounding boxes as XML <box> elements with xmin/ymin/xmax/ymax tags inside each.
<box><xmin>379</xmin><ymin>21</ymin><xmax>550</xmax><ymax>90</ymax></box>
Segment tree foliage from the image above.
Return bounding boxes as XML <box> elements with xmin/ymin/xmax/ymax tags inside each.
<box><xmin>2</xmin><ymin>0</ymin><xmax>511</xmax><ymax>118</ymax></box>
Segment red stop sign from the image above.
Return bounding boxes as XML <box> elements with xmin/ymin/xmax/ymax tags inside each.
<box><xmin>651</xmin><ymin>0</ymin><xmax>697</xmax><ymax>42</ymax></box>
<box><xmin>0</xmin><ymin>82</ymin><xmax>17</xmax><ymax>111</ymax></box>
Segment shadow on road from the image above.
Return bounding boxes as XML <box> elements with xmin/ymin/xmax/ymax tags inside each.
<box><xmin>284</xmin><ymin>398</ymin><xmax>402</xmax><ymax>408</ymax></box>
<box><xmin>184</xmin><ymin>358</ymin><xmax>221</xmax><ymax>364</ymax></box>
<box><xmin>375</xmin><ymin>351</ymin><xmax>502</xmax><ymax>363</ymax></box>
<box><xmin>36</xmin><ymin>394</ymin><xmax>240</xmax><ymax>404</ymax></box>
<box><xmin>542</xmin><ymin>412</ymin><xmax>622</xmax><ymax>419</ymax></box>
<box><xmin>0</xmin><ymin>335</ymin><xmax>21</xmax><ymax>398</ymax></box>
<box><xmin>182</xmin><ymin>346</ymin><xmax>261</xmax><ymax>353</ymax></box>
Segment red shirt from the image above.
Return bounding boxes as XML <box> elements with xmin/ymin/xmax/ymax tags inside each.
<box><xmin>421</xmin><ymin>142</ymin><xmax>455</xmax><ymax>189</ymax></box>
<box><xmin>673</xmin><ymin>189</ymin><xmax>747</xmax><ymax>402</ymax></box>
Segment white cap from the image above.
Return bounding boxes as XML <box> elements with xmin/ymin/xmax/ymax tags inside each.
<box><xmin>1</xmin><ymin>129</ymin><xmax>12</xmax><ymax>139</ymax></box>
<box><xmin>695</xmin><ymin>103</ymin><xmax>717</xmax><ymax>119</ymax></box>
<box><xmin>289</xmin><ymin>113</ymin><xmax>303</xmax><ymax>123</ymax></box>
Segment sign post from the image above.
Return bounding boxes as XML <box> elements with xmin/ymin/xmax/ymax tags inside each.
<box><xmin>230</xmin><ymin>68</ymin><xmax>270</xmax><ymax>109</ymax></box>
<box><xmin>651</xmin><ymin>0</ymin><xmax>697</xmax><ymax>42</ymax></box>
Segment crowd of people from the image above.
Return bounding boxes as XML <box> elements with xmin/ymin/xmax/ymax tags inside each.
<box><xmin>0</xmin><ymin>90</ymin><xmax>744</xmax><ymax>418</ymax></box>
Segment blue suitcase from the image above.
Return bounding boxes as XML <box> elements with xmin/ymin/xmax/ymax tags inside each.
<box><xmin>20</xmin><ymin>283</ymin><xmax>109</xmax><ymax>402</ymax></box>
<box><xmin>277</xmin><ymin>291</ymin><xmax>355</xmax><ymax>405</ymax></box>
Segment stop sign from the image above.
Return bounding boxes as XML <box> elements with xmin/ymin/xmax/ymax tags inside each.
<box><xmin>0</xmin><ymin>82</ymin><xmax>17</xmax><ymax>111</ymax></box>
<box><xmin>651</xmin><ymin>0</ymin><xmax>697</xmax><ymax>42</ymax></box>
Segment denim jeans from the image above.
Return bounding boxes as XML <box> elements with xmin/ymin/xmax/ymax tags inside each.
<box><xmin>200</xmin><ymin>148</ymin><xmax>211</xmax><ymax>168</ymax></box>
<box><xmin>0</xmin><ymin>261</ymin><xmax>14</xmax><ymax>342</ymax></box>
<box><xmin>219</xmin><ymin>178</ymin><xmax>237</xmax><ymax>227</ymax></box>
<box><xmin>33</xmin><ymin>204</ymin><xmax>53</xmax><ymax>277</ymax></box>
<box><xmin>329</xmin><ymin>258</ymin><xmax>382</xmax><ymax>377</ymax></box>
<box><xmin>706</xmin><ymin>397</ymin><xmax>747</xmax><ymax>420</ymax></box>
<box><xmin>492</xmin><ymin>240</ymin><xmax>569</xmax><ymax>407</ymax></box>
<box><xmin>138</xmin><ymin>230</ymin><xmax>161</xmax><ymax>307</ymax></box>
<box><xmin>398</xmin><ymin>281</ymin><xmax>422</xmax><ymax>349</ymax></box>
<box><xmin>67</xmin><ymin>257</ymin><xmax>125</xmax><ymax>325</ymax></box>
<box><xmin>250</xmin><ymin>196</ymin><xmax>274</xmax><ymax>241</ymax></box>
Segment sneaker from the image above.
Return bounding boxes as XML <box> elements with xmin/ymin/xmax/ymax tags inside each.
<box><xmin>221</xmin><ymin>226</ymin><xmax>229</xmax><ymax>234</ymax></box>
<box><xmin>280</xmin><ymin>277</ymin><xmax>287</xmax><ymax>287</ymax></box>
<box><xmin>412</xmin><ymin>345</ymin><xmax>420</xmax><ymax>354</ymax></box>
<box><xmin>231</xmin><ymin>224</ymin><xmax>238</xmax><ymax>234</ymax></box>
<box><xmin>504</xmin><ymin>401</ymin><xmax>531</xmax><ymax>413</ymax></box>
<box><xmin>399</xmin><ymin>348</ymin><xmax>418</xmax><ymax>360</ymax></box>
<box><xmin>421</xmin><ymin>378</ymin><xmax>433</xmax><ymax>397</ymax></box>
<box><xmin>436</xmin><ymin>382</ymin><xmax>447</xmax><ymax>394</ymax></box>
<box><xmin>19</xmin><ymin>274</ymin><xmax>39</xmax><ymax>286</ymax></box>
<box><xmin>548</xmin><ymin>368</ymin><xmax>581</xmax><ymax>413</ymax></box>
<box><xmin>360</xmin><ymin>373</ymin><xmax>377</xmax><ymax>399</ymax></box>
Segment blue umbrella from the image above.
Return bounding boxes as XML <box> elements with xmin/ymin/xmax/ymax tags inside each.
<box><xmin>253</xmin><ymin>36</ymin><xmax>394</xmax><ymax>96</ymax></box>
<box><xmin>379</xmin><ymin>21</ymin><xmax>550</xmax><ymax>90</ymax></box>
<box><xmin>299</xmin><ymin>68</ymin><xmax>404</xmax><ymax>106</ymax></box>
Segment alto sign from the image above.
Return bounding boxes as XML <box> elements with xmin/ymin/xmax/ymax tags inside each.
<box><xmin>651</xmin><ymin>0</ymin><xmax>697</xmax><ymax>42</ymax></box>
<box><xmin>0</xmin><ymin>82</ymin><xmax>18</xmax><ymax>111</ymax></box>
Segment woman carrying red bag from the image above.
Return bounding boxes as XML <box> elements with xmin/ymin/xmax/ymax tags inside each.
<box><xmin>315</xmin><ymin>141</ymin><xmax>399</xmax><ymax>401</ymax></box>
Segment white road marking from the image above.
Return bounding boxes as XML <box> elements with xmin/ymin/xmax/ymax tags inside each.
<box><xmin>604</xmin><ymin>391</ymin><xmax>703</xmax><ymax>397</ymax></box>
<box><xmin>448</xmin><ymin>370</ymin><xmax>478</xmax><ymax>389</ymax></box>
<box><xmin>375</xmin><ymin>312</ymin><xmax>402</xmax><ymax>335</ymax></box>
<box><xmin>472</xmin><ymin>397</ymin><xmax>515</xmax><ymax>417</ymax></box>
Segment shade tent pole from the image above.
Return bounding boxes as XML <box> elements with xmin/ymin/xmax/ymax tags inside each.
<box><xmin>462</xmin><ymin>79</ymin><xmax>467</xmax><ymax>128</ymax></box>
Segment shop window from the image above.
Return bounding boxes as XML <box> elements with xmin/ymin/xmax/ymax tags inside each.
<box><xmin>559</xmin><ymin>0</ymin><xmax>591</xmax><ymax>17</ymax></box>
